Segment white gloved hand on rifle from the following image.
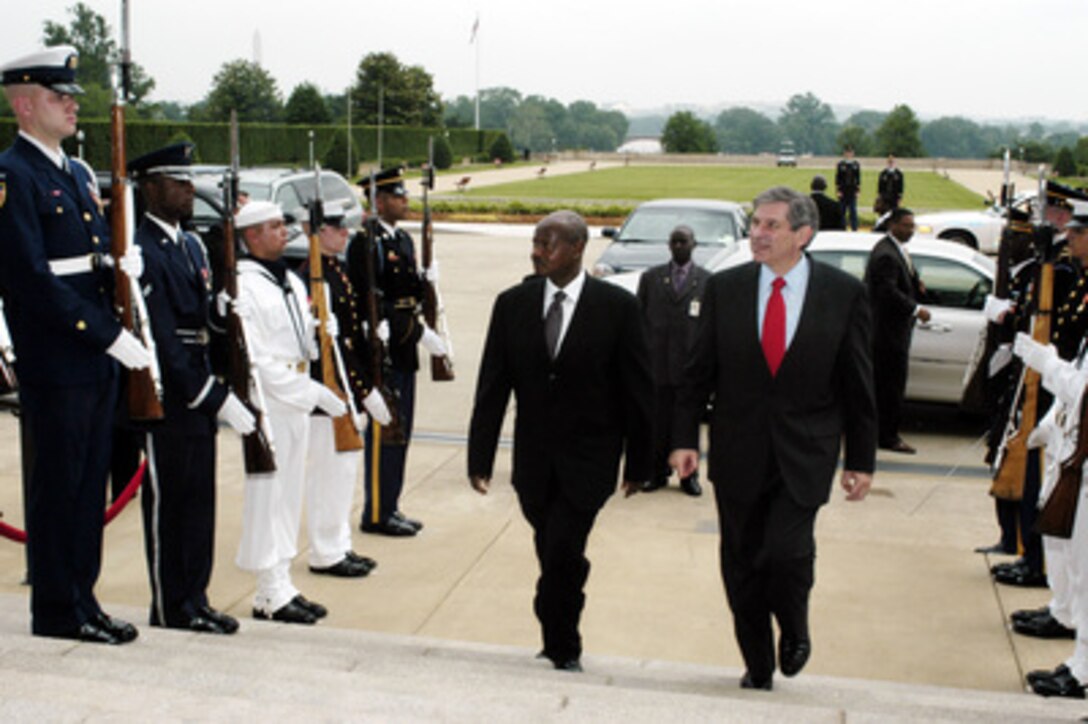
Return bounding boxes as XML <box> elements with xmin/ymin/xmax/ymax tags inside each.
<box><xmin>323</xmin><ymin>314</ymin><xmax>340</xmax><ymax>339</ymax></box>
<box><xmin>107</xmin><ymin>329</ymin><xmax>151</xmax><ymax>370</ymax></box>
<box><xmin>216</xmin><ymin>290</ymin><xmax>254</xmax><ymax>321</ymax></box>
<box><xmin>314</xmin><ymin>384</ymin><xmax>347</xmax><ymax>417</ymax></box>
<box><xmin>420</xmin><ymin>324</ymin><xmax>447</xmax><ymax>357</ymax></box>
<box><xmin>217</xmin><ymin>392</ymin><xmax>256</xmax><ymax>435</ymax></box>
<box><xmin>119</xmin><ymin>244</ymin><xmax>144</xmax><ymax>280</ymax></box>
<box><xmin>363</xmin><ymin>388</ymin><xmax>392</xmax><ymax>425</ymax></box>
<box><xmin>423</xmin><ymin>260</ymin><xmax>439</xmax><ymax>284</ymax></box>
<box><xmin>1013</xmin><ymin>332</ymin><xmax>1057</xmax><ymax>374</ymax></box>
<box><xmin>983</xmin><ymin>294</ymin><xmax>1013</xmax><ymax>324</ymax></box>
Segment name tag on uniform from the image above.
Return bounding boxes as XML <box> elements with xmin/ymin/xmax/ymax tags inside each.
<box><xmin>689</xmin><ymin>300</ymin><xmax>701</xmax><ymax>318</ymax></box>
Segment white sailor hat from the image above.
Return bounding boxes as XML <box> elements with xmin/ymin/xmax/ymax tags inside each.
<box><xmin>0</xmin><ymin>45</ymin><xmax>83</xmax><ymax>95</ymax></box>
<box><xmin>235</xmin><ymin>200</ymin><xmax>289</xmax><ymax>229</ymax></box>
<box><xmin>321</xmin><ymin>200</ymin><xmax>348</xmax><ymax>227</ymax></box>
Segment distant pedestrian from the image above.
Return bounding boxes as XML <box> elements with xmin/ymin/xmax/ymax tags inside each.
<box><xmin>836</xmin><ymin>146</ymin><xmax>861</xmax><ymax>231</ymax></box>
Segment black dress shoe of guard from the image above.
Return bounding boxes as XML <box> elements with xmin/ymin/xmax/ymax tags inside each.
<box><xmin>974</xmin><ymin>541</ymin><xmax>1017</xmax><ymax>555</ymax></box>
<box><xmin>392</xmin><ymin>511</ymin><xmax>423</xmax><ymax>532</ymax></box>
<box><xmin>310</xmin><ymin>557</ymin><xmax>371</xmax><ymax>578</ymax></box>
<box><xmin>253</xmin><ymin>600</ymin><xmax>317</xmax><ymax>625</ymax></box>
<box><xmin>95</xmin><ymin>612</ymin><xmax>138</xmax><ymax>643</ymax></box>
<box><xmin>553</xmin><ymin>658</ymin><xmax>583</xmax><ymax>672</ymax></box>
<box><xmin>642</xmin><ymin>478</ymin><xmax>668</xmax><ymax>492</ymax></box>
<box><xmin>991</xmin><ymin>558</ymin><xmax>1027</xmax><ymax>575</ymax></box>
<box><xmin>1012</xmin><ymin>606</ymin><xmax>1051</xmax><ymax>625</ymax></box>
<box><xmin>360</xmin><ymin>516</ymin><xmax>418</xmax><ymax>537</ymax></box>
<box><xmin>292</xmin><ymin>594</ymin><xmax>327</xmax><ymax>619</ymax></box>
<box><xmin>1031</xmin><ymin>667</ymin><xmax>1086</xmax><ymax>698</ymax></box>
<box><xmin>740</xmin><ymin>672</ymin><xmax>773</xmax><ymax>690</ymax></box>
<box><xmin>993</xmin><ymin>563</ymin><xmax>1047</xmax><ymax>587</ymax></box>
<box><xmin>1014</xmin><ymin>612</ymin><xmax>1076</xmax><ymax>639</ymax></box>
<box><xmin>680</xmin><ymin>474</ymin><xmax>702</xmax><ymax>497</ymax></box>
<box><xmin>879</xmin><ymin>439</ymin><xmax>916</xmax><ymax>454</ymax></box>
<box><xmin>196</xmin><ymin>606</ymin><xmax>239</xmax><ymax>634</ymax></box>
<box><xmin>345</xmin><ymin>551</ymin><xmax>378</xmax><ymax>570</ymax></box>
<box><xmin>1028</xmin><ymin>664</ymin><xmax>1070</xmax><ymax>686</ymax></box>
<box><xmin>779</xmin><ymin>636</ymin><xmax>811</xmax><ymax>677</ymax></box>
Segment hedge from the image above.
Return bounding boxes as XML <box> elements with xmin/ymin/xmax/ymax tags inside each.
<box><xmin>0</xmin><ymin>118</ymin><xmax>507</xmax><ymax>177</ymax></box>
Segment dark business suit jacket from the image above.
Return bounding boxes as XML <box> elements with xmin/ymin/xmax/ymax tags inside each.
<box><xmin>675</xmin><ymin>257</ymin><xmax>876</xmax><ymax>508</ymax></box>
<box><xmin>636</xmin><ymin>262</ymin><xmax>710</xmax><ymax>387</ymax></box>
<box><xmin>864</xmin><ymin>235</ymin><xmax>923</xmax><ymax>354</ymax></box>
<box><xmin>468</xmin><ymin>274</ymin><xmax>653</xmax><ymax>512</ymax></box>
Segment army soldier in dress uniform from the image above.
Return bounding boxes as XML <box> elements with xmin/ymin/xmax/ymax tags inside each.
<box><xmin>347</xmin><ymin>168</ymin><xmax>446</xmax><ymax>537</ymax></box>
<box><xmin>129</xmin><ymin>143</ymin><xmax>255</xmax><ymax>634</ymax></box>
<box><xmin>300</xmin><ymin>201</ymin><xmax>391</xmax><ymax>578</ymax></box>
<box><xmin>233</xmin><ymin>200</ymin><xmax>347</xmax><ymax>624</ymax></box>
<box><xmin>0</xmin><ymin>46</ymin><xmax>149</xmax><ymax>644</ymax></box>
<box><xmin>877</xmin><ymin>155</ymin><xmax>904</xmax><ymax>212</ymax></box>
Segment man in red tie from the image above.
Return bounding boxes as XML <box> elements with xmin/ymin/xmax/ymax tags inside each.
<box><xmin>670</xmin><ymin>186</ymin><xmax>876</xmax><ymax>691</ymax></box>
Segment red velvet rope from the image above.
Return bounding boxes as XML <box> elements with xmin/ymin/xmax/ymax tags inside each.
<box><xmin>0</xmin><ymin>459</ymin><xmax>146</xmax><ymax>544</ymax></box>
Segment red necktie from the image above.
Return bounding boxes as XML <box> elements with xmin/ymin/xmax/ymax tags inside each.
<box><xmin>762</xmin><ymin>277</ymin><xmax>786</xmax><ymax>376</ymax></box>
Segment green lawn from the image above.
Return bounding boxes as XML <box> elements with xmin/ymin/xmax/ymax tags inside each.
<box><xmin>460</xmin><ymin>166</ymin><xmax>985</xmax><ymax>212</ymax></box>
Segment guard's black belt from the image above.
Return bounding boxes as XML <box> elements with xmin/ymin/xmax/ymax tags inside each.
<box><xmin>176</xmin><ymin>328</ymin><xmax>210</xmax><ymax>345</ymax></box>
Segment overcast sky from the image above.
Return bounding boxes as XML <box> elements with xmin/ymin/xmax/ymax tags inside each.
<box><xmin>4</xmin><ymin>0</ymin><xmax>1086</xmax><ymax>123</ymax></box>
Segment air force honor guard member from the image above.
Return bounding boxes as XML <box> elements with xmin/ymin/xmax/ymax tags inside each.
<box><xmin>129</xmin><ymin>143</ymin><xmax>255</xmax><ymax>634</ymax></box>
<box><xmin>0</xmin><ymin>46</ymin><xmax>149</xmax><ymax>644</ymax></box>
<box><xmin>233</xmin><ymin>200</ymin><xmax>347</xmax><ymax>624</ymax></box>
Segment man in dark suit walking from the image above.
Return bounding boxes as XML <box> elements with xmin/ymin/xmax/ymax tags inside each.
<box><xmin>671</xmin><ymin>186</ymin><xmax>876</xmax><ymax>691</ymax></box>
<box><xmin>637</xmin><ymin>224</ymin><xmax>709</xmax><ymax>496</ymax></box>
<box><xmin>864</xmin><ymin>207</ymin><xmax>929</xmax><ymax>454</ymax></box>
<box><xmin>468</xmin><ymin>210</ymin><xmax>653</xmax><ymax>672</ymax></box>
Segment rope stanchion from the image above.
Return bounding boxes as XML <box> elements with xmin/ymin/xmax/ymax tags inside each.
<box><xmin>0</xmin><ymin>459</ymin><xmax>147</xmax><ymax>544</ymax></box>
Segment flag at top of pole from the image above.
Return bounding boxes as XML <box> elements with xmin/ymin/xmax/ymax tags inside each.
<box><xmin>470</xmin><ymin>14</ymin><xmax>479</xmax><ymax>43</ymax></box>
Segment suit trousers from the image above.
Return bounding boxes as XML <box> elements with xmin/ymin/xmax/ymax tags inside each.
<box><xmin>1020</xmin><ymin>449</ymin><xmax>1044</xmax><ymax>574</ymax></box>
<box><xmin>873</xmin><ymin>343</ymin><xmax>909</xmax><ymax>446</ymax></box>
<box><xmin>143</xmin><ymin>429</ymin><xmax>216</xmax><ymax>626</ymax></box>
<box><xmin>363</xmin><ymin>368</ymin><xmax>415</xmax><ymax>525</ymax></box>
<box><xmin>517</xmin><ymin>484</ymin><xmax>600</xmax><ymax>662</ymax></box>
<box><xmin>714</xmin><ymin>463</ymin><xmax>817</xmax><ymax>681</ymax></box>
<box><xmin>21</xmin><ymin>378</ymin><xmax>117</xmax><ymax>635</ymax></box>
<box><xmin>306</xmin><ymin>416</ymin><xmax>358</xmax><ymax>568</ymax></box>
<box><xmin>651</xmin><ymin>383</ymin><xmax>678</xmax><ymax>482</ymax></box>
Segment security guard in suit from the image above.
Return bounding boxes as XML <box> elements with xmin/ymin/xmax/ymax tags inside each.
<box><xmin>0</xmin><ymin>46</ymin><xmax>149</xmax><ymax>643</ymax></box>
<box><xmin>129</xmin><ymin>143</ymin><xmax>255</xmax><ymax>634</ymax></box>
<box><xmin>347</xmin><ymin>168</ymin><xmax>446</xmax><ymax>536</ymax></box>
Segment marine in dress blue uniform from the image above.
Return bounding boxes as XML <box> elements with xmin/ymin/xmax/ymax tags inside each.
<box><xmin>0</xmin><ymin>46</ymin><xmax>148</xmax><ymax>644</ymax></box>
<box><xmin>130</xmin><ymin>143</ymin><xmax>252</xmax><ymax>634</ymax></box>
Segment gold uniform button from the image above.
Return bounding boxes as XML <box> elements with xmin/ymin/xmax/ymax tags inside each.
<box><xmin>56</xmin><ymin>206</ymin><xmax>64</xmax><ymax>214</ymax></box>
<box><xmin>76</xmin><ymin>320</ymin><xmax>87</xmax><ymax>331</ymax></box>
<box><xmin>83</xmin><ymin>212</ymin><xmax>92</xmax><ymax>222</ymax></box>
<box><xmin>92</xmin><ymin>235</ymin><xmax>101</xmax><ymax>245</ymax></box>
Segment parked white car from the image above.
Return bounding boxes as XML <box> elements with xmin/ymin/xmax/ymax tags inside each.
<box><xmin>912</xmin><ymin>192</ymin><xmax>1034</xmax><ymax>254</ymax></box>
<box><xmin>606</xmin><ymin>232</ymin><xmax>994</xmax><ymax>407</ymax></box>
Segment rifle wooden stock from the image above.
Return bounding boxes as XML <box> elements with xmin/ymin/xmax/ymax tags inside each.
<box><xmin>308</xmin><ymin>222</ymin><xmax>362</xmax><ymax>452</ymax></box>
<box><xmin>1036</xmin><ymin>386</ymin><xmax>1088</xmax><ymax>538</ymax></box>
<box><xmin>991</xmin><ymin>262</ymin><xmax>1053</xmax><ymax>500</ymax></box>
<box><xmin>420</xmin><ymin>144</ymin><xmax>454</xmax><ymax>382</ymax></box>
<box><xmin>110</xmin><ymin>103</ymin><xmax>163</xmax><ymax>422</ymax></box>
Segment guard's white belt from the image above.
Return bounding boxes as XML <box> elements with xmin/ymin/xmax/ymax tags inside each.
<box><xmin>49</xmin><ymin>253</ymin><xmax>112</xmax><ymax>276</ymax></box>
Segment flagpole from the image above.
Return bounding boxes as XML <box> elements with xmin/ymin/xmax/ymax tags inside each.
<box><xmin>473</xmin><ymin>13</ymin><xmax>480</xmax><ymax>131</ymax></box>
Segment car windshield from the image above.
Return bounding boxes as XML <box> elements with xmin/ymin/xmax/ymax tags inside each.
<box><xmin>238</xmin><ymin>181</ymin><xmax>272</xmax><ymax>201</ymax></box>
<box><xmin>618</xmin><ymin>208</ymin><xmax>737</xmax><ymax>245</ymax></box>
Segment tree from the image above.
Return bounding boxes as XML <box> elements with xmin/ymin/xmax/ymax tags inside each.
<box><xmin>322</xmin><ymin>131</ymin><xmax>358</xmax><ymax>177</ymax></box>
<box><xmin>1054</xmin><ymin>146</ymin><xmax>1077</xmax><ymax>177</ymax></box>
<box><xmin>661</xmin><ymin>111</ymin><xmax>716</xmax><ymax>153</ymax></box>
<box><xmin>843</xmin><ymin>110</ymin><xmax>886</xmax><ymax>134</ymax></box>
<box><xmin>835</xmin><ymin>125</ymin><xmax>873</xmax><ymax>157</ymax></box>
<box><xmin>874</xmin><ymin>104</ymin><xmax>925</xmax><ymax>157</ymax></box>
<box><xmin>489</xmin><ymin>134</ymin><xmax>515</xmax><ymax>163</ymax></box>
<box><xmin>714</xmin><ymin>107</ymin><xmax>780</xmax><ymax>154</ymax></box>
<box><xmin>920</xmin><ymin>116</ymin><xmax>989</xmax><ymax>158</ymax></box>
<box><xmin>432</xmin><ymin>134</ymin><xmax>453</xmax><ymax>170</ymax></box>
<box><xmin>351</xmin><ymin>52</ymin><xmax>442</xmax><ymax>127</ymax></box>
<box><xmin>284</xmin><ymin>82</ymin><xmax>331</xmax><ymax>125</ymax></box>
<box><xmin>42</xmin><ymin>2</ymin><xmax>155</xmax><ymax>106</ymax></box>
<box><xmin>198</xmin><ymin>59</ymin><xmax>283</xmax><ymax>122</ymax></box>
<box><xmin>777</xmin><ymin>92</ymin><xmax>838</xmax><ymax>155</ymax></box>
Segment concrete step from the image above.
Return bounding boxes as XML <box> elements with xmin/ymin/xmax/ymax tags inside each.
<box><xmin>0</xmin><ymin>594</ymin><xmax>1082</xmax><ymax>723</ymax></box>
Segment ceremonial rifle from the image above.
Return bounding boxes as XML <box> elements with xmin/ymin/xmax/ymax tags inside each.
<box><xmin>222</xmin><ymin>111</ymin><xmax>276</xmax><ymax>473</ymax></box>
<box><xmin>307</xmin><ymin>166</ymin><xmax>362</xmax><ymax>452</ymax></box>
<box><xmin>0</xmin><ymin>307</ymin><xmax>16</xmax><ymax>396</ymax></box>
<box><xmin>1036</xmin><ymin>385</ymin><xmax>1088</xmax><ymax>538</ymax></box>
<box><xmin>110</xmin><ymin>0</ymin><xmax>163</xmax><ymax>421</ymax></box>
<box><xmin>420</xmin><ymin>137</ymin><xmax>455</xmax><ymax>381</ymax></box>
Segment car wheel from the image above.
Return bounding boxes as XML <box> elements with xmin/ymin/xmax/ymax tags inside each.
<box><xmin>939</xmin><ymin>230</ymin><xmax>977</xmax><ymax>250</ymax></box>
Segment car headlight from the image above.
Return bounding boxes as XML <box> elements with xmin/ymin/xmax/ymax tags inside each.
<box><xmin>592</xmin><ymin>262</ymin><xmax>615</xmax><ymax>277</ymax></box>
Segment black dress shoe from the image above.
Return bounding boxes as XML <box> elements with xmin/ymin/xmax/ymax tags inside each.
<box><xmin>1012</xmin><ymin>606</ymin><xmax>1051</xmax><ymax>625</ymax></box>
<box><xmin>1028</xmin><ymin>664</ymin><xmax>1070</xmax><ymax>686</ymax></box>
<box><xmin>680</xmin><ymin>474</ymin><xmax>702</xmax><ymax>497</ymax></box>
<box><xmin>95</xmin><ymin>612</ymin><xmax>138</xmax><ymax>643</ymax></box>
<box><xmin>740</xmin><ymin>671</ymin><xmax>773</xmax><ymax>690</ymax></box>
<box><xmin>72</xmin><ymin>614</ymin><xmax>137</xmax><ymax>645</ymax></box>
<box><xmin>991</xmin><ymin>558</ymin><xmax>1027</xmax><ymax>575</ymax></box>
<box><xmin>345</xmin><ymin>550</ymin><xmax>378</xmax><ymax>570</ymax></box>
<box><xmin>642</xmin><ymin>478</ymin><xmax>668</xmax><ymax>492</ymax></box>
<box><xmin>360</xmin><ymin>516</ymin><xmax>418</xmax><ymax>537</ymax></box>
<box><xmin>292</xmin><ymin>594</ymin><xmax>327</xmax><ymax>619</ymax></box>
<box><xmin>253</xmin><ymin>600</ymin><xmax>317</xmax><ymax>625</ymax></box>
<box><xmin>309</xmin><ymin>556</ymin><xmax>371</xmax><ymax>578</ymax></box>
<box><xmin>1013</xmin><ymin>612</ymin><xmax>1075</xmax><ymax>639</ymax></box>
<box><xmin>392</xmin><ymin>511</ymin><xmax>423</xmax><ymax>532</ymax></box>
<box><xmin>196</xmin><ymin>606</ymin><xmax>239</xmax><ymax>634</ymax></box>
<box><xmin>993</xmin><ymin>562</ymin><xmax>1047</xmax><ymax>587</ymax></box>
<box><xmin>1031</xmin><ymin>667</ymin><xmax>1085</xmax><ymax>698</ymax></box>
<box><xmin>553</xmin><ymin>658</ymin><xmax>583</xmax><ymax>672</ymax></box>
<box><xmin>879</xmin><ymin>439</ymin><xmax>916</xmax><ymax>454</ymax></box>
<box><xmin>974</xmin><ymin>541</ymin><xmax>1017</xmax><ymax>554</ymax></box>
<box><xmin>779</xmin><ymin>636</ymin><xmax>811</xmax><ymax>677</ymax></box>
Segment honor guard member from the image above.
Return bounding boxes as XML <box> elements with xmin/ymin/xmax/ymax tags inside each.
<box><xmin>0</xmin><ymin>46</ymin><xmax>149</xmax><ymax>643</ymax></box>
<box><xmin>129</xmin><ymin>143</ymin><xmax>255</xmax><ymax>634</ymax></box>
<box><xmin>877</xmin><ymin>155</ymin><xmax>904</xmax><ymax>211</ymax></box>
<box><xmin>300</xmin><ymin>201</ymin><xmax>391</xmax><ymax>578</ymax></box>
<box><xmin>233</xmin><ymin>200</ymin><xmax>347</xmax><ymax>623</ymax></box>
<box><xmin>347</xmin><ymin>167</ymin><xmax>446</xmax><ymax>537</ymax></box>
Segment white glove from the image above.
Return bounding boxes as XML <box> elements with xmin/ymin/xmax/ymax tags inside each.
<box><xmin>363</xmin><ymin>388</ymin><xmax>392</xmax><ymax>425</ymax></box>
<box><xmin>218</xmin><ymin>292</ymin><xmax>254</xmax><ymax>321</ymax></box>
<box><xmin>323</xmin><ymin>314</ymin><xmax>340</xmax><ymax>339</ymax></box>
<box><xmin>314</xmin><ymin>384</ymin><xmax>348</xmax><ymax>417</ymax></box>
<box><xmin>107</xmin><ymin>329</ymin><xmax>151</xmax><ymax>370</ymax></box>
<box><xmin>217</xmin><ymin>392</ymin><xmax>256</xmax><ymax>435</ymax></box>
<box><xmin>983</xmin><ymin>294</ymin><xmax>1013</xmax><ymax>324</ymax></box>
<box><xmin>424</xmin><ymin>260</ymin><xmax>439</xmax><ymax>284</ymax></box>
<box><xmin>420</xmin><ymin>325</ymin><xmax>447</xmax><ymax>356</ymax></box>
<box><xmin>1028</xmin><ymin>406</ymin><xmax>1059</xmax><ymax>450</ymax></box>
<box><xmin>1013</xmin><ymin>332</ymin><xmax>1057</xmax><ymax>374</ymax></box>
<box><xmin>988</xmin><ymin>343</ymin><xmax>1013</xmax><ymax>378</ymax></box>
<box><xmin>377</xmin><ymin>319</ymin><xmax>390</xmax><ymax>344</ymax></box>
<box><xmin>119</xmin><ymin>244</ymin><xmax>144</xmax><ymax>279</ymax></box>
<box><xmin>216</xmin><ymin>290</ymin><xmax>231</xmax><ymax>317</ymax></box>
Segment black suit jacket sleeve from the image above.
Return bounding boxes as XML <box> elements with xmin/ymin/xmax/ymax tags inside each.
<box><xmin>838</xmin><ymin>280</ymin><xmax>877</xmax><ymax>473</ymax></box>
<box><xmin>673</xmin><ymin>274</ymin><xmax>719</xmax><ymax>451</ymax></box>
<box><xmin>617</xmin><ymin>288</ymin><xmax>654</xmax><ymax>483</ymax></box>
<box><xmin>467</xmin><ymin>291</ymin><xmax>513</xmax><ymax>480</ymax></box>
